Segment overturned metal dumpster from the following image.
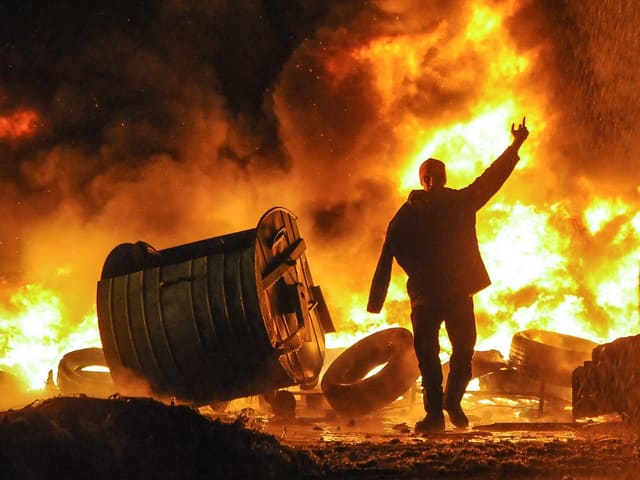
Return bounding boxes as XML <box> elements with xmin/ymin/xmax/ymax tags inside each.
<box><xmin>96</xmin><ymin>207</ymin><xmax>335</xmax><ymax>405</ymax></box>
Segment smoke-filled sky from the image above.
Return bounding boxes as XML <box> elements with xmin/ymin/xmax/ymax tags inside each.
<box><xmin>1</xmin><ymin>0</ymin><xmax>640</xmax><ymax>333</ymax></box>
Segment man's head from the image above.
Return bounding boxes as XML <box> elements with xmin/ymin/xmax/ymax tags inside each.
<box><xmin>419</xmin><ymin>158</ymin><xmax>446</xmax><ymax>190</ymax></box>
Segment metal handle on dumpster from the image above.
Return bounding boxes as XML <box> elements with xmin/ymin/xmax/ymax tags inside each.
<box><xmin>274</xmin><ymin>282</ymin><xmax>308</xmax><ymax>354</ymax></box>
<box><xmin>310</xmin><ymin>285</ymin><xmax>335</xmax><ymax>333</ymax></box>
<box><xmin>271</xmin><ymin>226</ymin><xmax>288</xmax><ymax>249</ymax></box>
<box><xmin>261</xmin><ymin>237</ymin><xmax>306</xmax><ymax>289</ymax></box>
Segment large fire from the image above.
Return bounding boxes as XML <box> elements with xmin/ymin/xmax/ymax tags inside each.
<box><xmin>0</xmin><ymin>1</ymin><xmax>638</xmax><ymax>399</ymax></box>
<box><xmin>322</xmin><ymin>1</ymin><xmax>640</xmax><ymax>356</ymax></box>
<box><xmin>0</xmin><ymin>284</ymin><xmax>100</xmax><ymax>390</ymax></box>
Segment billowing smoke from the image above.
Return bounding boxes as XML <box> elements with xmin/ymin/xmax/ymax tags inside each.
<box><xmin>507</xmin><ymin>0</ymin><xmax>640</xmax><ymax>189</ymax></box>
<box><xmin>0</xmin><ymin>0</ymin><xmax>638</xmax><ymax>337</ymax></box>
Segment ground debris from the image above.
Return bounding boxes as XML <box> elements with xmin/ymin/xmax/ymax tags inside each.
<box><xmin>0</xmin><ymin>396</ymin><xmax>321</xmax><ymax>480</ymax></box>
<box><xmin>310</xmin><ymin>435</ymin><xmax>640</xmax><ymax>479</ymax></box>
<box><xmin>392</xmin><ymin>422</ymin><xmax>411</xmax><ymax>433</ymax></box>
<box><xmin>3</xmin><ymin>396</ymin><xmax>640</xmax><ymax>479</ymax></box>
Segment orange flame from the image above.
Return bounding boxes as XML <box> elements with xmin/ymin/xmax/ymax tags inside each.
<box><xmin>325</xmin><ymin>0</ymin><xmax>639</xmax><ymax>361</ymax></box>
<box><xmin>0</xmin><ymin>284</ymin><xmax>100</xmax><ymax>390</ymax></box>
<box><xmin>1</xmin><ymin>0</ymin><xmax>639</xmax><ymax>391</ymax></box>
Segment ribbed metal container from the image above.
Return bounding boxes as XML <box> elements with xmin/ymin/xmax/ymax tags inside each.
<box><xmin>96</xmin><ymin>207</ymin><xmax>334</xmax><ymax>405</ymax></box>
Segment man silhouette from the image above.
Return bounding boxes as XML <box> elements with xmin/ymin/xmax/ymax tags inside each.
<box><xmin>367</xmin><ymin>118</ymin><xmax>529</xmax><ymax>433</ymax></box>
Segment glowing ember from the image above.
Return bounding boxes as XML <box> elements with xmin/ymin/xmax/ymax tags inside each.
<box><xmin>0</xmin><ymin>109</ymin><xmax>38</xmax><ymax>138</ymax></box>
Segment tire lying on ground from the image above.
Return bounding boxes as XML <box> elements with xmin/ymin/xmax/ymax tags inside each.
<box><xmin>320</xmin><ymin>327</ymin><xmax>420</xmax><ymax>416</ymax></box>
<box><xmin>57</xmin><ymin>348</ymin><xmax>115</xmax><ymax>398</ymax></box>
<box><xmin>509</xmin><ymin>329</ymin><xmax>599</xmax><ymax>387</ymax></box>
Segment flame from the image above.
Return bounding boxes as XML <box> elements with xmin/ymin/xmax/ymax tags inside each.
<box><xmin>0</xmin><ymin>109</ymin><xmax>39</xmax><ymax>139</ymax></box>
<box><xmin>583</xmin><ymin>198</ymin><xmax>631</xmax><ymax>235</ymax></box>
<box><xmin>0</xmin><ymin>284</ymin><xmax>100</xmax><ymax>390</ymax></box>
<box><xmin>325</xmin><ymin>0</ymin><xmax>640</xmax><ymax>362</ymax></box>
<box><xmin>1</xmin><ymin>0</ymin><xmax>639</xmax><ymax>393</ymax></box>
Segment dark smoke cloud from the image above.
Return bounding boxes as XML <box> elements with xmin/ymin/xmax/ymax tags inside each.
<box><xmin>507</xmin><ymin>0</ymin><xmax>640</xmax><ymax>190</ymax></box>
<box><xmin>0</xmin><ymin>0</ymin><xmax>370</xmax><ymax>180</ymax></box>
<box><xmin>0</xmin><ymin>0</ymin><xmax>365</xmax><ymax>279</ymax></box>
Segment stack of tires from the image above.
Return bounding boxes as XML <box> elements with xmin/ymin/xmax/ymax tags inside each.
<box><xmin>319</xmin><ymin>327</ymin><xmax>601</xmax><ymax>417</ymax></box>
<box><xmin>509</xmin><ymin>330</ymin><xmax>598</xmax><ymax>387</ymax></box>
<box><xmin>573</xmin><ymin>333</ymin><xmax>640</xmax><ymax>421</ymax></box>
<box><xmin>478</xmin><ymin>330</ymin><xmax>599</xmax><ymax>403</ymax></box>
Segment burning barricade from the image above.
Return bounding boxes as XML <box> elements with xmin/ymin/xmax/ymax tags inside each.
<box><xmin>25</xmin><ymin>205</ymin><xmax>628</xmax><ymax>426</ymax></box>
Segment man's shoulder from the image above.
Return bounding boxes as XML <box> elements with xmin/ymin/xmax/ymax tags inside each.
<box><xmin>389</xmin><ymin>188</ymin><xmax>461</xmax><ymax>224</ymax></box>
<box><xmin>389</xmin><ymin>204</ymin><xmax>409</xmax><ymax>227</ymax></box>
<box><xmin>408</xmin><ymin>187</ymin><xmax>461</xmax><ymax>205</ymax></box>
<box><xmin>387</xmin><ymin>200</ymin><xmax>413</xmax><ymax>231</ymax></box>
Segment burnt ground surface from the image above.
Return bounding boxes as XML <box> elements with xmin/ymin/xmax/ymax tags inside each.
<box><xmin>1</xmin><ymin>393</ymin><xmax>639</xmax><ymax>480</ymax></box>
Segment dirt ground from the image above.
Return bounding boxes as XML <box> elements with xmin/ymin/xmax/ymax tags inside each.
<box><xmin>1</xmin><ymin>391</ymin><xmax>639</xmax><ymax>479</ymax></box>
<box><xmin>216</xmin><ymin>388</ymin><xmax>640</xmax><ymax>479</ymax></box>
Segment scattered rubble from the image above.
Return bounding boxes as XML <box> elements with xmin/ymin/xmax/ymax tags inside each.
<box><xmin>3</xmin><ymin>322</ymin><xmax>640</xmax><ymax>479</ymax></box>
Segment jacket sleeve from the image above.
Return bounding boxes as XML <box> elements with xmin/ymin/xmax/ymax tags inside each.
<box><xmin>367</xmin><ymin>238</ymin><xmax>394</xmax><ymax>313</ymax></box>
<box><xmin>465</xmin><ymin>145</ymin><xmax>520</xmax><ymax>210</ymax></box>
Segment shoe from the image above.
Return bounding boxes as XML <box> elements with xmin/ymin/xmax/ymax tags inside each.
<box><xmin>415</xmin><ymin>413</ymin><xmax>445</xmax><ymax>434</ymax></box>
<box><xmin>444</xmin><ymin>403</ymin><xmax>469</xmax><ymax>429</ymax></box>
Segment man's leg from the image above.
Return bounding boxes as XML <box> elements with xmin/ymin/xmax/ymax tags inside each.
<box><xmin>411</xmin><ymin>299</ymin><xmax>445</xmax><ymax>433</ymax></box>
<box><xmin>443</xmin><ymin>295</ymin><xmax>476</xmax><ymax>428</ymax></box>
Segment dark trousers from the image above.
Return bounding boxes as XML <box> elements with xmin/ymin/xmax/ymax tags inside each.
<box><xmin>410</xmin><ymin>293</ymin><xmax>476</xmax><ymax>413</ymax></box>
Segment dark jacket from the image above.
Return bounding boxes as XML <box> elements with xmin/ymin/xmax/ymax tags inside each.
<box><xmin>367</xmin><ymin>145</ymin><xmax>521</xmax><ymax>313</ymax></box>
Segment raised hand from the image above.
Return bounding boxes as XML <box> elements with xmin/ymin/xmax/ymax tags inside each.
<box><xmin>511</xmin><ymin>117</ymin><xmax>529</xmax><ymax>148</ymax></box>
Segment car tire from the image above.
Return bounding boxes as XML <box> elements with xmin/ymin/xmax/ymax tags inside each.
<box><xmin>57</xmin><ymin>348</ymin><xmax>115</xmax><ymax>398</ymax></box>
<box><xmin>509</xmin><ymin>329</ymin><xmax>599</xmax><ymax>386</ymax></box>
<box><xmin>320</xmin><ymin>327</ymin><xmax>420</xmax><ymax>416</ymax></box>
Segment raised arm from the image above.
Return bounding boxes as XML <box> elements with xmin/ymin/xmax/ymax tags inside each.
<box><xmin>465</xmin><ymin>117</ymin><xmax>529</xmax><ymax>209</ymax></box>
